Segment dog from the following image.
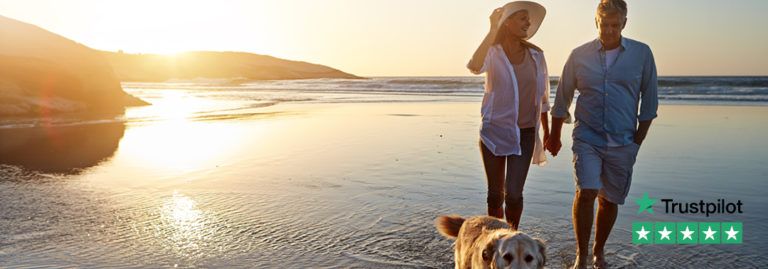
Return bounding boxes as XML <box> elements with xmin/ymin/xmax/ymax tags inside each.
<box><xmin>436</xmin><ymin>215</ymin><xmax>546</xmax><ymax>269</ymax></box>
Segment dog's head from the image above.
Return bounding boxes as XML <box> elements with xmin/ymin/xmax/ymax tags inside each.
<box><xmin>473</xmin><ymin>230</ymin><xmax>546</xmax><ymax>269</ymax></box>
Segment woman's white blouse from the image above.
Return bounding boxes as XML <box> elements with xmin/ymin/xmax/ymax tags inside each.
<box><xmin>469</xmin><ymin>44</ymin><xmax>550</xmax><ymax>165</ymax></box>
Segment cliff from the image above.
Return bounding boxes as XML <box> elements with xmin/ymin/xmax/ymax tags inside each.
<box><xmin>0</xmin><ymin>15</ymin><xmax>147</xmax><ymax>116</ymax></box>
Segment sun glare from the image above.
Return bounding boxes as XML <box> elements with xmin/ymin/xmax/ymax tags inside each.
<box><xmin>152</xmin><ymin>90</ymin><xmax>197</xmax><ymax>120</ymax></box>
<box><xmin>117</xmin><ymin>90</ymin><xmax>247</xmax><ymax>175</ymax></box>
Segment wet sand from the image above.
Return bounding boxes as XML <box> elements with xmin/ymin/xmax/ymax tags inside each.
<box><xmin>1</xmin><ymin>101</ymin><xmax>767</xmax><ymax>268</ymax></box>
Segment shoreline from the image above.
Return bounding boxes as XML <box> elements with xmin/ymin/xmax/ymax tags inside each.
<box><xmin>4</xmin><ymin>100</ymin><xmax>768</xmax><ymax>122</ymax></box>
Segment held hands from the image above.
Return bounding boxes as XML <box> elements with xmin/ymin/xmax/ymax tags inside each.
<box><xmin>546</xmin><ymin>117</ymin><xmax>566</xmax><ymax>157</ymax></box>
<box><xmin>544</xmin><ymin>133</ymin><xmax>562</xmax><ymax>157</ymax></box>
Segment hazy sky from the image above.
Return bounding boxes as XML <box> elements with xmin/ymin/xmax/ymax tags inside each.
<box><xmin>1</xmin><ymin>0</ymin><xmax>766</xmax><ymax>76</ymax></box>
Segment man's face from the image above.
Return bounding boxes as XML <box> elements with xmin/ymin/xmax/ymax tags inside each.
<box><xmin>596</xmin><ymin>12</ymin><xmax>626</xmax><ymax>47</ymax></box>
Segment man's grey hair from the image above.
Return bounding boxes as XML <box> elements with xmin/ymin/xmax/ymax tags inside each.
<box><xmin>596</xmin><ymin>0</ymin><xmax>627</xmax><ymax>18</ymax></box>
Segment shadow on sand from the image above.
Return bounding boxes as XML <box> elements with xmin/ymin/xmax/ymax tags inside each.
<box><xmin>0</xmin><ymin>122</ymin><xmax>125</xmax><ymax>174</ymax></box>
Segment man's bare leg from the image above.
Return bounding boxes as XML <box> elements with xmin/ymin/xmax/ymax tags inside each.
<box><xmin>572</xmin><ymin>189</ymin><xmax>598</xmax><ymax>269</ymax></box>
<box><xmin>592</xmin><ymin>196</ymin><xmax>617</xmax><ymax>269</ymax></box>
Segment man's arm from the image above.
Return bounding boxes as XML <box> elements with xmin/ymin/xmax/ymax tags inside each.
<box><xmin>541</xmin><ymin>112</ymin><xmax>550</xmax><ymax>144</ymax></box>
<box><xmin>548</xmin><ymin>116</ymin><xmax>565</xmax><ymax>156</ymax></box>
<box><xmin>546</xmin><ymin>52</ymin><xmax>577</xmax><ymax>156</ymax></box>
<box><xmin>467</xmin><ymin>9</ymin><xmax>502</xmax><ymax>74</ymax></box>
<box><xmin>635</xmin><ymin>47</ymin><xmax>658</xmax><ymax>145</ymax></box>
<box><xmin>540</xmin><ymin>56</ymin><xmax>551</xmax><ymax>144</ymax></box>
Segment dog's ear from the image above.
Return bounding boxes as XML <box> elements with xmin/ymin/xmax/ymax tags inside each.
<box><xmin>481</xmin><ymin>241</ymin><xmax>494</xmax><ymax>262</ymax></box>
<box><xmin>536</xmin><ymin>238</ymin><xmax>547</xmax><ymax>268</ymax></box>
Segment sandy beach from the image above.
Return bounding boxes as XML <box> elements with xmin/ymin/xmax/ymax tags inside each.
<box><xmin>2</xmin><ymin>89</ymin><xmax>767</xmax><ymax>268</ymax></box>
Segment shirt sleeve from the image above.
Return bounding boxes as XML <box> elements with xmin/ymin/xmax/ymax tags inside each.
<box><xmin>551</xmin><ymin>51</ymin><xmax>576</xmax><ymax>123</ymax></box>
<box><xmin>467</xmin><ymin>48</ymin><xmax>491</xmax><ymax>75</ymax></box>
<box><xmin>638</xmin><ymin>47</ymin><xmax>658</xmax><ymax>121</ymax></box>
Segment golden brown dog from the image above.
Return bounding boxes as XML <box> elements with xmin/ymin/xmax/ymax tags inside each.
<box><xmin>436</xmin><ymin>215</ymin><xmax>546</xmax><ymax>269</ymax></box>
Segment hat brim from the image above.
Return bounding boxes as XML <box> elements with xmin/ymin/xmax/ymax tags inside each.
<box><xmin>496</xmin><ymin>1</ymin><xmax>546</xmax><ymax>40</ymax></box>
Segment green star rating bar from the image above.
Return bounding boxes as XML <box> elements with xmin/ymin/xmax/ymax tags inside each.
<box><xmin>632</xmin><ymin>222</ymin><xmax>742</xmax><ymax>244</ymax></box>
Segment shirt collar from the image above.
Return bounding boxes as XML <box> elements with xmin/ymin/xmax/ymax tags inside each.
<box><xmin>594</xmin><ymin>37</ymin><xmax>627</xmax><ymax>51</ymax></box>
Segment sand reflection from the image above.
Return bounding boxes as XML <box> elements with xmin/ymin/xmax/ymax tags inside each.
<box><xmin>159</xmin><ymin>191</ymin><xmax>208</xmax><ymax>257</ymax></box>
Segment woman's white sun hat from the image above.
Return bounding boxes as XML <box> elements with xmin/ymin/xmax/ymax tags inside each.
<box><xmin>497</xmin><ymin>1</ymin><xmax>546</xmax><ymax>40</ymax></box>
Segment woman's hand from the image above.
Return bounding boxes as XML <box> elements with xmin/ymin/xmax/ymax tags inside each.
<box><xmin>469</xmin><ymin>7</ymin><xmax>503</xmax><ymax>74</ymax></box>
<box><xmin>490</xmin><ymin>8</ymin><xmax>503</xmax><ymax>31</ymax></box>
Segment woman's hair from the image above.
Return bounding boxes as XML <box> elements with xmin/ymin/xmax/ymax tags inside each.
<box><xmin>492</xmin><ymin>23</ymin><xmax>511</xmax><ymax>45</ymax></box>
<box><xmin>596</xmin><ymin>0</ymin><xmax>627</xmax><ymax>18</ymax></box>
<box><xmin>492</xmin><ymin>10</ymin><xmax>543</xmax><ymax>52</ymax></box>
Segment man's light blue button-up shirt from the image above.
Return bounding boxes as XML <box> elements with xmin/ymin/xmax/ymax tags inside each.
<box><xmin>551</xmin><ymin>37</ymin><xmax>658</xmax><ymax>147</ymax></box>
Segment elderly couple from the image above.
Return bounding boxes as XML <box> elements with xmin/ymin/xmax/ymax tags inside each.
<box><xmin>467</xmin><ymin>0</ymin><xmax>657</xmax><ymax>268</ymax></box>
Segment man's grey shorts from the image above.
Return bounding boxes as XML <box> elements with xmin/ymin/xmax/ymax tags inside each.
<box><xmin>572</xmin><ymin>139</ymin><xmax>641</xmax><ymax>205</ymax></box>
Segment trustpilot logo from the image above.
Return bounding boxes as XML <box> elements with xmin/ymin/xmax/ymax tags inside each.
<box><xmin>635</xmin><ymin>192</ymin><xmax>656</xmax><ymax>214</ymax></box>
<box><xmin>631</xmin><ymin>193</ymin><xmax>743</xmax><ymax>244</ymax></box>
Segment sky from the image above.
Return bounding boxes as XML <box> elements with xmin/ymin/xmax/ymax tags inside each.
<box><xmin>0</xmin><ymin>0</ymin><xmax>766</xmax><ymax>77</ymax></box>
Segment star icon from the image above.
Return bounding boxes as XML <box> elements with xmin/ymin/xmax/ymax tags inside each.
<box><xmin>703</xmin><ymin>226</ymin><xmax>717</xmax><ymax>240</ymax></box>
<box><xmin>721</xmin><ymin>222</ymin><xmax>743</xmax><ymax>244</ymax></box>
<box><xmin>635</xmin><ymin>192</ymin><xmax>656</xmax><ymax>214</ymax></box>
<box><xmin>725</xmin><ymin>225</ymin><xmax>739</xmax><ymax>241</ymax></box>
<box><xmin>681</xmin><ymin>226</ymin><xmax>694</xmax><ymax>240</ymax></box>
<box><xmin>658</xmin><ymin>226</ymin><xmax>672</xmax><ymax>240</ymax></box>
<box><xmin>632</xmin><ymin>222</ymin><xmax>654</xmax><ymax>244</ymax></box>
<box><xmin>637</xmin><ymin>225</ymin><xmax>650</xmax><ymax>240</ymax></box>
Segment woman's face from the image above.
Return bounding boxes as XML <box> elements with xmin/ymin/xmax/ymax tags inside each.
<box><xmin>501</xmin><ymin>10</ymin><xmax>531</xmax><ymax>40</ymax></box>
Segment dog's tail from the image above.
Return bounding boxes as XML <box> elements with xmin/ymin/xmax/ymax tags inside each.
<box><xmin>435</xmin><ymin>215</ymin><xmax>465</xmax><ymax>238</ymax></box>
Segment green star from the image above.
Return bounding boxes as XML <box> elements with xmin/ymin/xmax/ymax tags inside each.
<box><xmin>722</xmin><ymin>222</ymin><xmax>742</xmax><ymax>244</ymax></box>
<box><xmin>632</xmin><ymin>222</ymin><xmax>653</xmax><ymax>244</ymax></box>
<box><xmin>635</xmin><ymin>192</ymin><xmax>656</xmax><ymax>214</ymax></box>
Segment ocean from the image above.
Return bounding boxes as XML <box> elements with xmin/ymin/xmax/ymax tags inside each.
<box><xmin>1</xmin><ymin>77</ymin><xmax>767</xmax><ymax>268</ymax></box>
<box><xmin>126</xmin><ymin>76</ymin><xmax>768</xmax><ymax>105</ymax></box>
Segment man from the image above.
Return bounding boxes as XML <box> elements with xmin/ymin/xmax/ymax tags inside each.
<box><xmin>545</xmin><ymin>0</ymin><xmax>658</xmax><ymax>268</ymax></box>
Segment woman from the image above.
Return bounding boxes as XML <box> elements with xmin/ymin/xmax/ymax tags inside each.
<box><xmin>466</xmin><ymin>1</ymin><xmax>550</xmax><ymax>229</ymax></box>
